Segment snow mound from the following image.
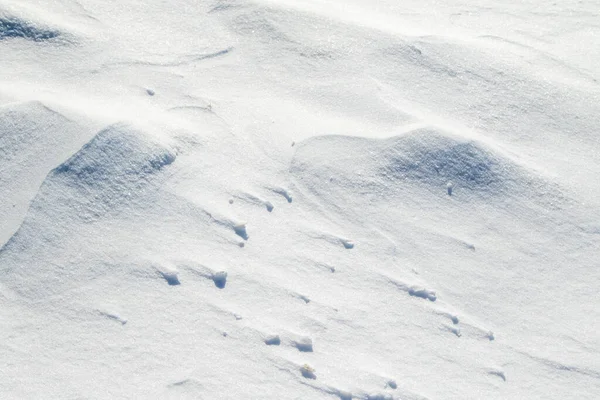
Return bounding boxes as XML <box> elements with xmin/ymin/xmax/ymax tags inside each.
<box><xmin>1</xmin><ymin>0</ymin><xmax>599</xmax><ymax>398</ymax></box>
<box><xmin>30</xmin><ymin>123</ymin><xmax>178</xmax><ymax>223</ymax></box>
<box><xmin>292</xmin><ymin>128</ymin><xmax>546</xmax><ymax>200</ymax></box>
<box><xmin>379</xmin><ymin>131</ymin><xmax>521</xmax><ymax>191</ymax></box>
<box><xmin>53</xmin><ymin>123</ymin><xmax>176</xmax><ymax>189</ymax></box>
<box><xmin>0</xmin><ymin>123</ymin><xmax>179</xmax><ymax>300</ymax></box>
<box><xmin>0</xmin><ymin>14</ymin><xmax>60</xmax><ymax>42</ymax></box>
<box><xmin>1</xmin><ymin>123</ymin><xmax>176</xmax><ymax>252</ymax></box>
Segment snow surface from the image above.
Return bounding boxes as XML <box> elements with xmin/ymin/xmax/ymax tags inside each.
<box><xmin>1</xmin><ymin>0</ymin><xmax>599</xmax><ymax>399</ymax></box>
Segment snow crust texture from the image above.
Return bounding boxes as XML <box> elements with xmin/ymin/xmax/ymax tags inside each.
<box><xmin>1</xmin><ymin>0</ymin><xmax>599</xmax><ymax>399</ymax></box>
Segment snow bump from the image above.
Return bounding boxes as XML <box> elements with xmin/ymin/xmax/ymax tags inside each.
<box><xmin>0</xmin><ymin>16</ymin><xmax>59</xmax><ymax>41</ymax></box>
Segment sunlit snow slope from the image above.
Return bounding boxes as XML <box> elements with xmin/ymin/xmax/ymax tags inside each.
<box><xmin>1</xmin><ymin>1</ymin><xmax>599</xmax><ymax>399</ymax></box>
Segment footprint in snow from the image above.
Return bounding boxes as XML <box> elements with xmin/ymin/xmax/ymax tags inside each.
<box><xmin>488</xmin><ymin>369</ymin><xmax>506</xmax><ymax>381</ymax></box>
<box><xmin>178</xmin><ymin>263</ymin><xmax>228</xmax><ymax>289</ymax></box>
<box><xmin>389</xmin><ymin>278</ymin><xmax>437</xmax><ymax>302</ymax></box>
<box><xmin>313</xmin><ymin>232</ymin><xmax>355</xmax><ymax>249</ymax></box>
<box><xmin>300</xmin><ymin>364</ymin><xmax>316</xmax><ymax>379</ymax></box>
<box><xmin>292</xmin><ymin>337</ymin><xmax>313</xmax><ymax>352</ymax></box>
<box><xmin>408</xmin><ymin>287</ymin><xmax>436</xmax><ymax>302</ymax></box>
<box><xmin>443</xmin><ymin>324</ymin><xmax>462</xmax><ymax>337</ymax></box>
<box><xmin>233</xmin><ymin>222</ymin><xmax>248</xmax><ymax>240</ymax></box>
<box><xmin>212</xmin><ymin>271</ymin><xmax>228</xmax><ymax>289</ymax></box>
<box><xmin>366</xmin><ymin>394</ymin><xmax>393</xmax><ymax>400</ymax></box>
<box><xmin>234</xmin><ymin>192</ymin><xmax>275</xmax><ymax>212</ymax></box>
<box><xmin>158</xmin><ymin>267</ymin><xmax>180</xmax><ymax>285</ymax></box>
<box><xmin>98</xmin><ymin>310</ymin><xmax>127</xmax><ymax>325</ymax></box>
<box><xmin>264</xmin><ymin>335</ymin><xmax>281</xmax><ymax>346</ymax></box>
<box><xmin>437</xmin><ymin>311</ymin><xmax>459</xmax><ymax>324</ymax></box>
<box><xmin>294</xmin><ymin>293</ymin><xmax>310</xmax><ymax>303</ymax></box>
<box><xmin>341</xmin><ymin>239</ymin><xmax>355</xmax><ymax>249</ymax></box>
<box><xmin>270</xmin><ymin>187</ymin><xmax>292</xmax><ymax>203</ymax></box>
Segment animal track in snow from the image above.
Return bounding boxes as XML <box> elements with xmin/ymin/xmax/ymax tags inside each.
<box><xmin>157</xmin><ymin>266</ymin><xmax>180</xmax><ymax>286</ymax></box>
<box><xmin>488</xmin><ymin>368</ymin><xmax>506</xmax><ymax>381</ymax></box>
<box><xmin>313</xmin><ymin>262</ymin><xmax>336</xmax><ymax>273</ymax></box>
<box><xmin>436</xmin><ymin>311</ymin><xmax>459</xmax><ymax>324</ymax></box>
<box><xmin>209</xmin><ymin>212</ymin><xmax>250</xmax><ymax>241</ymax></box>
<box><xmin>446</xmin><ymin>318</ymin><xmax>497</xmax><ymax>341</ymax></box>
<box><xmin>300</xmin><ymin>364</ymin><xmax>316</xmax><ymax>379</ymax></box>
<box><xmin>167</xmin><ymin>378</ymin><xmax>204</xmax><ymax>391</ymax></box>
<box><xmin>441</xmin><ymin>315</ymin><xmax>496</xmax><ymax>340</ymax></box>
<box><xmin>265</xmin><ymin>201</ymin><xmax>274</xmax><ymax>212</ymax></box>
<box><xmin>98</xmin><ymin>310</ymin><xmax>127</xmax><ymax>325</ymax></box>
<box><xmin>443</xmin><ymin>324</ymin><xmax>462</xmax><ymax>337</ymax></box>
<box><xmin>234</xmin><ymin>192</ymin><xmax>275</xmax><ymax>212</ymax></box>
<box><xmin>325</xmin><ymin>265</ymin><xmax>336</xmax><ymax>273</ymax></box>
<box><xmin>292</xmin><ymin>337</ymin><xmax>313</xmax><ymax>352</ymax></box>
<box><xmin>264</xmin><ymin>335</ymin><xmax>281</xmax><ymax>345</ymax></box>
<box><xmin>464</xmin><ymin>243</ymin><xmax>476</xmax><ymax>251</ymax></box>
<box><xmin>169</xmin><ymin>379</ymin><xmax>190</xmax><ymax>387</ymax></box>
<box><xmin>408</xmin><ymin>287</ymin><xmax>437</xmax><ymax>302</ymax></box>
<box><xmin>310</xmin><ymin>231</ymin><xmax>355</xmax><ymax>249</ymax></box>
<box><xmin>270</xmin><ymin>186</ymin><xmax>293</xmax><ymax>203</ymax></box>
<box><xmin>388</xmin><ymin>278</ymin><xmax>437</xmax><ymax>302</ymax></box>
<box><xmin>179</xmin><ymin>263</ymin><xmax>228</xmax><ymax>288</ymax></box>
<box><xmin>366</xmin><ymin>394</ymin><xmax>393</xmax><ymax>400</ymax></box>
<box><xmin>212</xmin><ymin>271</ymin><xmax>228</xmax><ymax>289</ymax></box>
<box><xmin>293</xmin><ymin>293</ymin><xmax>311</xmax><ymax>303</ymax></box>
<box><xmin>233</xmin><ymin>222</ymin><xmax>249</xmax><ymax>240</ymax></box>
<box><xmin>341</xmin><ymin>239</ymin><xmax>355</xmax><ymax>249</ymax></box>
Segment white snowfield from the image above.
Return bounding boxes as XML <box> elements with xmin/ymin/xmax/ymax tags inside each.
<box><xmin>1</xmin><ymin>0</ymin><xmax>599</xmax><ymax>399</ymax></box>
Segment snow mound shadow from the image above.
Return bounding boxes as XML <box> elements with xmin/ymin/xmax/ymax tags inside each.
<box><xmin>0</xmin><ymin>16</ymin><xmax>60</xmax><ymax>41</ymax></box>
<box><xmin>54</xmin><ymin>123</ymin><xmax>176</xmax><ymax>188</ymax></box>
<box><xmin>378</xmin><ymin>132</ymin><xmax>516</xmax><ymax>191</ymax></box>
<box><xmin>291</xmin><ymin>128</ymin><xmax>545</xmax><ymax>199</ymax></box>
<box><xmin>2</xmin><ymin>123</ymin><xmax>177</xmax><ymax>246</ymax></box>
